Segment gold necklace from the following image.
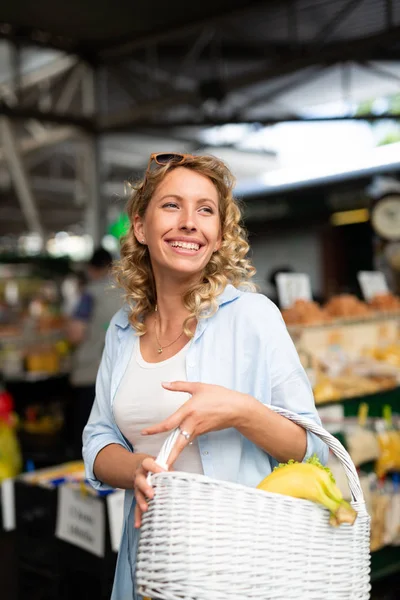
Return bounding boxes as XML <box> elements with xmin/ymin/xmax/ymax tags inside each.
<box><xmin>154</xmin><ymin>305</ymin><xmax>185</xmax><ymax>354</ymax></box>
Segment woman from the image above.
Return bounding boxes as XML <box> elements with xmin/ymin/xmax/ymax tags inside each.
<box><xmin>83</xmin><ymin>153</ymin><xmax>328</xmax><ymax>600</ymax></box>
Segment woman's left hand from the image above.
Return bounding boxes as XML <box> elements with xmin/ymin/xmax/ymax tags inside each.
<box><xmin>141</xmin><ymin>382</ymin><xmax>252</xmax><ymax>467</ymax></box>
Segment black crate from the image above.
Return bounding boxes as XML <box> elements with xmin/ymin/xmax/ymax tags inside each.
<box><xmin>0</xmin><ymin>530</ymin><xmax>17</xmax><ymax>600</ymax></box>
<box><xmin>17</xmin><ymin>562</ymin><xmax>61</xmax><ymax>600</ymax></box>
<box><xmin>58</xmin><ymin>540</ymin><xmax>116</xmax><ymax>600</ymax></box>
<box><xmin>57</xmin><ymin>496</ymin><xmax>117</xmax><ymax>600</ymax></box>
<box><xmin>13</xmin><ymin>478</ymin><xmax>119</xmax><ymax>600</ymax></box>
<box><xmin>14</xmin><ymin>479</ymin><xmax>60</xmax><ymax>574</ymax></box>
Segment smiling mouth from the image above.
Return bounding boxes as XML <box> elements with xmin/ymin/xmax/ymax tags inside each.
<box><xmin>166</xmin><ymin>240</ymin><xmax>202</xmax><ymax>252</ymax></box>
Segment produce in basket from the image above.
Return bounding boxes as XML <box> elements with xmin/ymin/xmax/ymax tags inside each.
<box><xmin>257</xmin><ymin>455</ymin><xmax>357</xmax><ymax>527</ymax></box>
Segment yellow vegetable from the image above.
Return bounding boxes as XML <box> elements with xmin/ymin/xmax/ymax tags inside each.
<box><xmin>257</xmin><ymin>458</ymin><xmax>357</xmax><ymax>526</ymax></box>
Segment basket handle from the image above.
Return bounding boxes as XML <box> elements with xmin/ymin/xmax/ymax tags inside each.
<box><xmin>152</xmin><ymin>405</ymin><xmax>365</xmax><ymax>506</ymax></box>
<box><xmin>265</xmin><ymin>405</ymin><xmax>364</xmax><ymax>505</ymax></box>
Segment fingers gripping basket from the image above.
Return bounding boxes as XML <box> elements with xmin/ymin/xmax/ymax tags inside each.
<box><xmin>136</xmin><ymin>406</ymin><xmax>371</xmax><ymax>600</ymax></box>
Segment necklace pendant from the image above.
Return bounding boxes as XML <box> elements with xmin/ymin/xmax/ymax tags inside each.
<box><xmin>158</xmin><ymin>347</ymin><xmax>163</xmax><ymax>354</ymax></box>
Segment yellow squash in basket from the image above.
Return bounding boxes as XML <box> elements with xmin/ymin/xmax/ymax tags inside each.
<box><xmin>257</xmin><ymin>456</ymin><xmax>357</xmax><ymax>526</ymax></box>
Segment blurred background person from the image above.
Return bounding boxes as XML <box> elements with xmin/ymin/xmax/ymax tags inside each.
<box><xmin>66</xmin><ymin>247</ymin><xmax>122</xmax><ymax>458</ymax></box>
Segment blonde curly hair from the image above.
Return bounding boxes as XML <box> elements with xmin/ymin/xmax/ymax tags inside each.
<box><xmin>113</xmin><ymin>154</ymin><xmax>256</xmax><ymax>336</ymax></box>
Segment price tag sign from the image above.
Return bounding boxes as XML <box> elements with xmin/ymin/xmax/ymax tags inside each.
<box><xmin>56</xmin><ymin>485</ymin><xmax>105</xmax><ymax>557</ymax></box>
<box><xmin>357</xmin><ymin>271</ymin><xmax>389</xmax><ymax>302</ymax></box>
<box><xmin>107</xmin><ymin>490</ymin><xmax>125</xmax><ymax>553</ymax></box>
<box><xmin>276</xmin><ymin>273</ymin><xmax>312</xmax><ymax>309</ymax></box>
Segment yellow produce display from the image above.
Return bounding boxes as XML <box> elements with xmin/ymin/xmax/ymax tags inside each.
<box><xmin>0</xmin><ymin>417</ymin><xmax>22</xmax><ymax>483</ymax></box>
<box><xmin>257</xmin><ymin>456</ymin><xmax>357</xmax><ymax>527</ymax></box>
<box><xmin>313</xmin><ymin>378</ymin><xmax>341</xmax><ymax>404</ymax></box>
<box><xmin>368</xmin><ymin>343</ymin><xmax>400</xmax><ymax>368</ymax></box>
<box><xmin>375</xmin><ymin>407</ymin><xmax>400</xmax><ymax>479</ymax></box>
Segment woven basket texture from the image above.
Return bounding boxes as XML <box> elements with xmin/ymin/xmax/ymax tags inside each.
<box><xmin>136</xmin><ymin>407</ymin><xmax>371</xmax><ymax>600</ymax></box>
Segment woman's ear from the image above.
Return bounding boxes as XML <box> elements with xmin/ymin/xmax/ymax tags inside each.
<box><xmin>214</xmin><ymin>233</ymin><xmax>222</xmax><ymax>252</ymax></box>
<box><xmin>133</xmin><ymin>214</ymin><xmax>146</xmax><ymax>245</ymax></box>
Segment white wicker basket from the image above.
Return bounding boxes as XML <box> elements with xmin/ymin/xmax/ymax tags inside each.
<box><xmin>136</xmin><ymin>406</ymin><xmax>371</xmax><ymax>600</ymax></box>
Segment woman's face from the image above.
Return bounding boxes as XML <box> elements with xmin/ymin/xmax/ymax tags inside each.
<box><xmin>134</xmin><ymin>167</ymin><xmax>222</xmax><ymax>282</ymax></box>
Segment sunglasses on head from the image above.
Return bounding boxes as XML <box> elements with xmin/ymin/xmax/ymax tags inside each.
<box><xmin>149</xmin><ymin>152</ymin><xmax>194</xmax><ymax>167</ymax></box>
<box><xmin>141</xmin><ymin>152</ymin><xmax>196</xmax><ymax>189</ymax></box>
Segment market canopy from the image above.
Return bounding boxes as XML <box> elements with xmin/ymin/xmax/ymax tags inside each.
<box><xmin>0</xmin><ymin>0</ymin><xmax>400</xmax><ymax>235</ymax></box>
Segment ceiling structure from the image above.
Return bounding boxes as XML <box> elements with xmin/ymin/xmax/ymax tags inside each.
<box><xmin>0</xmin><ymin>0</ymin><xmax>400</xmax><ymax>238</ymax></box>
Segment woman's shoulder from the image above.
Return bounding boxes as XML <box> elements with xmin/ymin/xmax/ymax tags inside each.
<box><xmin>232</xmin><ymin>289</ymin><xmax>282</xmax><ymax>320</ymax></box>
<box><xmin>219</xmin><ymin>287</ymin><xmax>284</xmax><ymax>335</ymax></box>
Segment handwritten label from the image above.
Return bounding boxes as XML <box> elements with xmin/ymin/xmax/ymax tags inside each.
<box><xmin>107</xmin><ymin>490</ymin><xmax>125</xmax><ymax>552</ymax></box>
<box><xmin>56</xmin><ymin>485</ymin><xmax>105</xmax><ymax>557</ymax></box>
<box><xmin>1</xmin><ymin>479</ymin><xmax>15</xmax><ymax>531</ymax></box>
<box><xmin>358</xmin><ymin>271</ymin><xmax>389</xmax><ymax>302</ymax></box>
<box><xmin>276</xmin><ymin>273</ymin><xmax>312</xmax><ymax>309</ymax></box>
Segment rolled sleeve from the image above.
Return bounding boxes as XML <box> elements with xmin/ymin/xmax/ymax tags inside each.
<box><xmin>265</xmin><ymin>303</ymin><xmax>329</xmax><ymax>466</ymax></box>
<box><xmin>82</xmin><ymin>322</ymin><xmax>131</xmax><ymax>490</ymax></box>
<box><xmin>304</xmin><ymin>430</ymin><xmax>329</xmax><ymax>464</ymax></box>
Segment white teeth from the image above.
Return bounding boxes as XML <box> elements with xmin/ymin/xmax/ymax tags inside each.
<box><xmin>169</xmin><ymin>241</ymin><xmax>200</xmax><ymax>251</ymax></box>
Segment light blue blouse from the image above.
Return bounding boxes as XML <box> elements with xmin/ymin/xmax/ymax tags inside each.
<box><xmin>83</xmin><ymin>285</ymin><xmax>328</xmax><ymax>600</ymax></box>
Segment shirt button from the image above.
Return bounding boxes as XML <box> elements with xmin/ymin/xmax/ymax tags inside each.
<box><xmin>202</xmin><ymin>451</ymin><xmax>209</xmax><ymax>456</ymax></box>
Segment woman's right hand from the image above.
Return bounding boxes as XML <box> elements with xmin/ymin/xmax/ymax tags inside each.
<box><xmin>133</xmin><ymin>456</ymin><xmax>166</xmax><ymax>528</ymax></box>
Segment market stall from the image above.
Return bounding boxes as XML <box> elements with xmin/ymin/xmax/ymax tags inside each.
<box><xmin>280</xmin><ymin>279</ymin><xmax>400</xmax><ymax>582</ymax></box>
<box><xmin>0</xmin><ymin>259</ymin><xmax>75</xmax><ymax>462</ymax></box>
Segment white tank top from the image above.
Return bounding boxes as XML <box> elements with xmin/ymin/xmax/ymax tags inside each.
<box><xmin>113</xmin><ymin>337</ymin><xmax>204</xmax><ymax>474</ymax></box>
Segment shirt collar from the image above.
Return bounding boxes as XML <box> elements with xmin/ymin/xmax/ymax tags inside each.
<box><xmin>114</xmin><ymin>284</ymin><xmax>242</xmax><ymax>331</ymax></box>
<box><xmin>114</xmin><ymin>305</ymin><xmax>131</xmax><ymax>330</ymax></box>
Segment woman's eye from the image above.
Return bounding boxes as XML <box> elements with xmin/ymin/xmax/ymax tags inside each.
<box><xmin>163</xmin><ymin>202</ymin><xmax>179</xmax><ymax>209</ymax></box>
<box><xmin>199</xmin><ymin>206</ymin><xmax>213</xmax><ymax>214</ymax></box>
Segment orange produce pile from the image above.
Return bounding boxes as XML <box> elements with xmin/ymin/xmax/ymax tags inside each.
<box><xmin>281</xmin><ymin>299</ymin><xmax>330</xmax><ymax>326</ymax></box>
<box><xmin>324</xmin><ymin>294</ymin><xmax>371</xmax><ymax>319</ymax></box>
<box><xmin>369</xmin><ymin>293</ymin><xmax>400</xmax><ymax>312</ymax></box>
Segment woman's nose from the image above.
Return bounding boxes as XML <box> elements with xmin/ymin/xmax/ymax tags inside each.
<box><xmin>179</xmin><ymin>209</ymin><xmax>197</xmax><ymax>231</ymax></box>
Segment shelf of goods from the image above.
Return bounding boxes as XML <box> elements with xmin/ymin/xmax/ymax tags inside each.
<box><xmin>1</xmin><ymin>330</ymin><xmax>72</xmax><ymax>470</ymax></box>
<box><xmin>287</xmin><ymin>311</ymin><xmax>400</xmax><ymax>408</ymax></box>
<box><xmin>322</xmin><ymin>388</ymin><xmax>400</xmax><ymax>583</ymax></box>
<box><xmin>284</xmin><ymin>308</ymin><xmax>400</xmax><ymax>584</ymax></box>
<box><xmin>0</xmin><ymin>260</ymin><xmax>72</xmax><ymax>383</ymax></box>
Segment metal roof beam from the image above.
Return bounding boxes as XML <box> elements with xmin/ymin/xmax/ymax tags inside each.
<box><xmin>224</xmin><ymin>25</ymin><xmax>400</xmax><ymax>94</ymax></box>
<box><xmin>0</xmin><ymin>126</ymin><xmax>80</xmax><ymax>162</ymax></box>
<box><xmin>99</xmin><ymin>0</ymin><xmax>277</xmax><ymax>62</ymax></box>
<box><xmin>239</xmin><ymin>66</ymin><xmax>326</xmax><ymax>113</ymax></box>
<box><xmin>0</xmin><ymin>174</ymin><xmax>125</xmax><ymax>197</ymax></box>
<box><xmin>99</xmin><ymin>25</ymin><xmax>400</xmax><ymax>131</ymax></box>
<box><xmin>0</xmin><ymin>100</ymin><xmax>94</xmax><ymax>130</ymax></box>
<box><xmin>98</xmin><ymin>91</ymin><xmax>199</xmax><ymax>131</ymax></box>
<box><xmin>105</xmin><ymin>113</ymin><xmax>400</xmax><ymax>130</ymax></box>
<box><xmin>312</xmin><ymin>0</ymin><xmax>365</xmax><ymax>45</ymax></box>
<box><xmin>55</xmin><ymin>63</ymin><xmax>85</xmax><ymax>112</ymax></box>
<box><xmin>0</xmin><ymin>53</ymin><xmax>79</xmax><ymax>93</ymax></box>
<box><xmin>359</xmin><ymin>61</ymin><xmax>400</xmax><ymax>86</ymax></box>
<box><xmin>0</xmin><ymin>116</ymin><xmax>44</xmax><ymax>236</ymax></box>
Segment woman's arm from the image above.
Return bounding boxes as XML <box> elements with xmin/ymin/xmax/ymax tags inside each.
<box><xmin>94</xmin><ymin>443</ymin><xmax>167</xmax><ymax>527</ymax></box>
<box><xmin>258</xmin><ymin>297</ymin><xmax>328</xmax><ymax>465</ymax></box>
<box><xmin>93</xmin><ymin>444</ymin><xmax>147</xmax><ymax>489</ymax></box>
<box><xmin>234</xmin><ymin>394</ymin><xmax>307</xmax><ymax>463</ymax></box>
<box><xmin>141</xmin><ymin>379</ymin><xmax>309</xmax><ymax>467</ymax></box>
<box><xmin>83</xmin><ymin>315</ymin><xmax>134</xmax><ymax>490</ymax></box>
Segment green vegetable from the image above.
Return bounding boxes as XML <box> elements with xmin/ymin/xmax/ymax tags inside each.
<box><xmin>274</xmin><ymin>454</ymin><xmax>336</xmax><ymax>484</ymax></box>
